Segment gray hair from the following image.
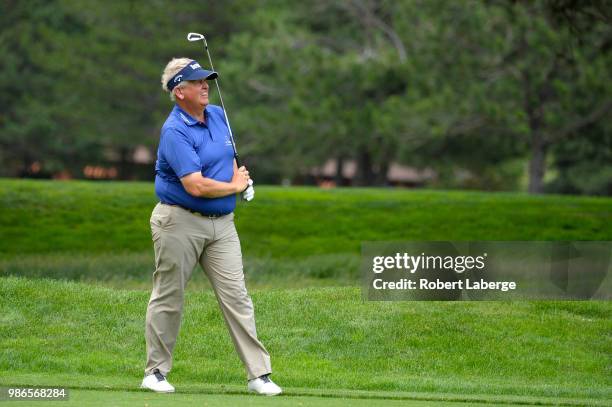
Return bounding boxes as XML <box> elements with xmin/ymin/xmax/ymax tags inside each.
<box><xmin>161</xmin><ymin>57</ymin><xmax>192</xmax><ymax>102</ymax></box>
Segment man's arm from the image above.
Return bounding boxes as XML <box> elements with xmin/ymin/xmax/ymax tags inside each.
<box><xmin>181</xmin><ymin>165</ymin><xmax>250</xmax><ymax>198</ymax></box>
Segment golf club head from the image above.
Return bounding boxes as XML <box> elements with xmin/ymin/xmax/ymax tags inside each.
<box><xmin>187</xmin><ymin>32</ymin><xmax>205</xmax><ymax>42</ymax></box>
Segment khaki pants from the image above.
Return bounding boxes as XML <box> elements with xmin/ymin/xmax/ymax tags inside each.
<box><xmin>144</xmin><ymin>203</ymin><xmax>271</xmax><ymax>380</ymax></box>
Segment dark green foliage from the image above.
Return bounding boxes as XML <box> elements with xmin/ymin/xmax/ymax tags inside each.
<box><xmin>0</xmin><ymin>1</ymin><xmax>609</xmax><ymax>194</ymax></box>
<box><xmin>547</xmin><ymin>121</ymin><xmax>612</xmax><ymax>195</ymax></box>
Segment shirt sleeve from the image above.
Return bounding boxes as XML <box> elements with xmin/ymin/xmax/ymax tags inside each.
<box><xmin>160</xmin><ymin>127</ymin><xmax>202</xmax><ymax>178</ymax></box>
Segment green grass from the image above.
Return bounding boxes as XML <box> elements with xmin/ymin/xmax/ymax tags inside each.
<box><xmin>1</xmin><ymin>179</ymin><xmax>610</xmax><ymax>257</ymax></box>
<box><xmin>1</xmin><ymin>179</ymin><xmax>610</xmax><ymax>288</ymax></box>
<box><xmin>19</xmin><ymin>389</ymin><xmax>505</xmax><ymax>407</ymax></box>
<box><xmin>1</xmin><ymin>180</ymin><xmax>611</xmax><ymax>405</ymax></box>
<box><xmin>0</xmin><ymin>277</ymin><xmax>610</xmax><ymax>406</ymax></box>
<box><xmin>0</xmin><ymin>251</ymin><xmax>360</xmax><ymax>290</ymax></box>
<box><xmin>4</xmin><ymin>388</ymin><xmax>607</xmax><ymax>407</ymax></box>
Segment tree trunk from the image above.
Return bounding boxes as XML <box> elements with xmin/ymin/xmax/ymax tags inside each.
<box><xmin>376</xmin><ymin>161</ymin><xmax>390</xmax><ymax>186</ymax></box>
<box><xmin>118</xmin><ymin>147</ymin><xmax>131</xmax><ymax>180</ymax></box>
<box><xmin>355</xmin><ymin>147</ymin><xmax>375</xmax><ymax>186</ymax></box>
<box><xmin>522</xmin><ymin>67</ymin><xmax>547</xmax><ymax>195</ymax></box>
<box><xmin>528</xmin><ymin>136</ymin><xmax>547</xmax><ymax>194</ymax></box>
<box><xmin>334</xmin><ymin>155</ymin><xmax>344</xmax><ymax>186</ymax></box>
<box><xmin>19</xmin><ymin>151</ymin><xmax>34</xmax><ymax>177</ymax></box>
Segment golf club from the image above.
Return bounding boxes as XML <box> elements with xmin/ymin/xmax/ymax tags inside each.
<box><xmin>187</xmin><ymin>32</ymin><xmax>253</xmax><ymax>200</ymax></box>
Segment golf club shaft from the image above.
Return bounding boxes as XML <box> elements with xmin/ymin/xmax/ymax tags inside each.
<box><xmin>187</xmin><ymin>32</ymin><xmax>252</xmax><ymax>199</ymax></box>
<box><xmin>198</xmin><ymin>37</ymin><xmax>242</xmax><ymax>168</ymax></box>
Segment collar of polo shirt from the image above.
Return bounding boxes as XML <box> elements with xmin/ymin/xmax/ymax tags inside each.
<box><xmin>176</xmin><ymin>105</ymin><xmax>210</xmax><ymax>126</ymax></box>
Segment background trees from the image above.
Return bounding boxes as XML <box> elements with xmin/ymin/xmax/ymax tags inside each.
<box><xmin>1</xmin><ymin>0</ymin><xmax>609</xmax><ymax>194</ymax></box>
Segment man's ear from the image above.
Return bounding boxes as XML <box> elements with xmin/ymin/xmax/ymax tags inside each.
<box><xmin>174</xmin><ymin>88</ymin><xmax>184</xmax><ymax>100</ymax></box>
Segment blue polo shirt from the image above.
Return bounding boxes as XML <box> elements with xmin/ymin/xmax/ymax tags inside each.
<box><xmin>154</xmin><ymin>104</ymin><xmax>236</xmax><ymax>215</ymax></box>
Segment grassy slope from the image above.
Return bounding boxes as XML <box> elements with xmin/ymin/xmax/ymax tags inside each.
<box><xmin>0</xmin><ymin>277</ymin><xmax>610</xmax><ymax>405</ymax></box>
<box><xmin>1</xmin><ymin>179</ymin><xmax>610</xmax><ymax>288</ymax></box>
<box><xmin>1</xmin><ymin>179</ymin><xmax>611</xmax><ymax>257</ymax></box>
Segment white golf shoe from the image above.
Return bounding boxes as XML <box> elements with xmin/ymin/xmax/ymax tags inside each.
<box><xmin>247</xmin><ymin>374</ymin><xmax>282</xmax><ymax>396</ymax></box>
<box><xmin>141</xmin><ymin>369</ymin><xmax>175</xmax><ymax>393</ymax></box>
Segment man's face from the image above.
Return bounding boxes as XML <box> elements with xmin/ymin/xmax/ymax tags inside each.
<box><xmin>178</xmin><ymin>79</ymin><xmax>209</xmax><ymax>107</ymax></box>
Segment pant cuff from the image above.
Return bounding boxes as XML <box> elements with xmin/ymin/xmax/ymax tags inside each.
<box><xmin>247</xmin><ymin>368</ymin><xmax>272</xmax><ymax>381</ymax></box>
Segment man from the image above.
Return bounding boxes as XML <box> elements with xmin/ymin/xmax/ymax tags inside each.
<box><xmin>141</xmin><ymin>57</ymin><xmax>281</xmax><ymax>396</ymax></box>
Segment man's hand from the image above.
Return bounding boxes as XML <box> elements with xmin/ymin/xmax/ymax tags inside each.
<box><xmin>231</xmin><ymin>166</ymin><xmax>250</xmax><ymax>193</ymax></box>
<box><xmin>242</xmin><ymin>179</ymin><xmax>255</xmax><ymax>201</ymax></box>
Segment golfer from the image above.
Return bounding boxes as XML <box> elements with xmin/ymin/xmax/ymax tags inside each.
<box><xmin>141</xmin><ymin>57</ymin><xmax>281</xmax><ymax>396</ymax></box>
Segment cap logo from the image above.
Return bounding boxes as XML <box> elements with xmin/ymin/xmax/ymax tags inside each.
<box><xmin>166</xmin><ymin>60</ymin><xmax>209</xmax><ymax>91</ymax></box>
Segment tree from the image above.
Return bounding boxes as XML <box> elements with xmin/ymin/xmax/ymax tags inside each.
<box><xmin>0</xmin><ymin>0</ymin><xmax>93</xmax><ymax>176</ymax></box>
<box><xmin>387</xmin><ymin>0</ymin><xmax>611</xmax><ymax>193</ymax></box>
<box><xmin>0</xmin><ymin>0</ymin><xmax>248</xmax><ymax>178</ymax></box>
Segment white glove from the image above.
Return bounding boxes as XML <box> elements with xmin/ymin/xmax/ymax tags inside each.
<box><xmin>242</xmin><ymin>179</ymin><xmax>255</xmax><ymax>201</ymax></box>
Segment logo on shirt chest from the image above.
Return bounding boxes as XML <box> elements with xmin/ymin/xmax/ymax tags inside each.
<box><xmin>225</xmin><ymin>137</ymin><xmax>233</xmax><ymax>147</ymax></box>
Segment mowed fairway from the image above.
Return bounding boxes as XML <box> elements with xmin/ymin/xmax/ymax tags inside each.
<box><xmin>1</xmin><ymin>179</ymin><xmax>611</xmax><ymax>406</ymax></box>
<box><xmin>27</xmin><ymin>389</ymin><xmax>585</xmax><ymax>407</ymax></box>
<box><xmin>1</xmin><ymin>278</ymin><xmax>611</xmax><ymax>406</ymax></box>
<box><xmin>23</xmin><ymin>389</ymin><xmax>526</xmax><ymax>407</ymax></box>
